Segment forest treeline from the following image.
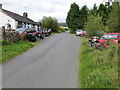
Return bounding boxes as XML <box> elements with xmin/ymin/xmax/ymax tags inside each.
<box><xmin>66</xmin><ymin>2</ymin><xmax>120</xmax><ymax>36</ymax></box>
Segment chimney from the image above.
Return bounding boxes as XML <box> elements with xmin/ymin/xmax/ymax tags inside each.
<box><xmin>0</xmin><ymin>4</ymin><xmax>2</xmax><ymax>9</ymax></box>
<box><xmin>23</xmin><ymin>12</ymin><xmax>28</xmax><ymax>18</ymax></box>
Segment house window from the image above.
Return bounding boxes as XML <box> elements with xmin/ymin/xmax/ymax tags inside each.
<box><xmin>17</xmin><ymin>21</ymin><xmax>23</xmax><ymax>28</ymax></box>
<box><xmin>27</xmin><ymin>24</ymin><xmax>29</xmax><ymax>28</ymax></box>
<box><xmin>23</xmin><ymin>22</ymin><xmax>26</xmax><ymax>28</ymax></box>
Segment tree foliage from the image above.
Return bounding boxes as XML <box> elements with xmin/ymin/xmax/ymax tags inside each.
<box><xmin>78</xmin><ymin>5</ymin><xmax>89</xmax><ymax>29</ymax></box>
<box><xmin>66</xmin><ymin>3</ymin><xmax>80</xmax><ymax>33</ymax></box>
<box><xmin>84</xmin><ymin>15</ymin><xmax>104</xmax><ymax>37</ymax></box>
<box><xmin>98</xmin><ymin>4</ymin><xmax>112</xmax><ymax>26</ymax></box>
<box><xmin>89</xmin><ymin>4</ymin><xmax>98</xmax><ymax>16</ymax></box>
<box><xmin>41</xmin><ymin>16</ymin><xmax>58</xmax><ymax>32</ymax></box>
<box><xmin>107</xmin><ymin>2</ymin><xmax>120</xmax><ymax>33</ymax></box>
<box><xmin>66</xmin><ymin>1</ymin><xmax>119</xmax><ymax>35</ymax></box>
<box><xmin>66</xmin><ymin>3</ymin><xmax>89</xmax><ymax>33</ymax></box>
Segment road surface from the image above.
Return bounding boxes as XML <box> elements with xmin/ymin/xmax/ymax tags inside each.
<box><xmin>2</xmin><ymin>32</ymin><xmax>82</xmax><ymax>88</ymax></box>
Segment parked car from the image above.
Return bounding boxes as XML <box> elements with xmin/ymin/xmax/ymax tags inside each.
<box><xmin>94</xmin><ymin>33</ymin><xmax>120</xmax><ymax>49</ymax></box>
<box><xmin>44</xmin><ymin>30</ymin><xmax>50</xmax><ymax>36</ymax></box>
<box><xmin>16</xmin><ymin>28</ymin><xmax>38</xmax><ymax>42</ymax></box>
<box><xmin>76</xmin><ymin>30</ymin><xmax>83</xmax><ymax>36</ymax></box>
<box><xmin>48</xmin><ymin>29</ymin><xmax>51</xmax><ymax>35</ymax></box>
<box><xmin>82</xmin><ymin>31</ymin><xmax>87</xmax><ymax>37</ymax></box>
<box><xmin>99</xmin><ymin>33</ymin><xmax>120</xmax><ymax>45</ymax></box>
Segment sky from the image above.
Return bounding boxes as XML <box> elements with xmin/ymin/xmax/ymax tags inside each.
<box><xmin>0</xmin><ymin>0</ymin><xmax>104</xmax><ymax>22</ymax></box>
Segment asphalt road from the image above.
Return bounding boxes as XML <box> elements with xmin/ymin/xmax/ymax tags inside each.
<box><xmin>2</xmin><ymin>31</ymin><xmax>82</xmax><ymax>88</ymax></box>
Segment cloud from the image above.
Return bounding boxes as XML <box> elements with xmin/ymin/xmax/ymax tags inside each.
<box><xmin>1</xmin><ymin>0</ymin><xmax>103</xmax><ymax>22</ymax></box>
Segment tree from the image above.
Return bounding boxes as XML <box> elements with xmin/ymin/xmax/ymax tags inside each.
<box><xmin>84</xmin><ymin>15</ymin><xmax>105</xmax><ymax>37</ymax></box>
<box><xmin>66</xmin><ymin>3</ymin><xmax>89</xmax><ymax>33</ymax></box>
<box><xmin>78</xmin><ymin>5</ymin><xmax>89</xmax><ymax>29</ymax></box>
<box><xmin>107</xmin><ymin>2</ymin><xmax>120</xmax><ymax>33</ymax></box>
<box><xmin>66</xmin><ymin>2</ymin><xmax>79</xmax><ymax>33</ymax></box>
<box><xmin>40</xmin><ymin>16</ymin><xmax>58</xmax><ymax>32</ymax></box>
<box><xmin>90</xmin><ymin>4</ymin><xmax>98</xmax><ymax>16</ymax></box>
<box><xmin>98</xmin><ymin>4</ymin><xmax>112</xmax><ymax>26</ymax></box>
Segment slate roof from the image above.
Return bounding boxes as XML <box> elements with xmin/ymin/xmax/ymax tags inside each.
<box><xmin>1</xmin><ymin>9</ymin><xmax>39</xmax><ymax>25</ymax></box>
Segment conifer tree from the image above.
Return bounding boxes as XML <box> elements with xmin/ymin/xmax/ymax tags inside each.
<box><xmin>66</xmin><ymin>3</ymin><xmax>79</xmax><ymax>33</ymax></box>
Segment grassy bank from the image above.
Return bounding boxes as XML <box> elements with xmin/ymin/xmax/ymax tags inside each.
<box><xmin>79</xmin><ymin>38</ymin><xmax>118</xmax><ymax>88</ymax></box>
<box><xmin>0</xmin><ymin>40</ymin><xmax>37</xmax><ymax>63</ymax></box>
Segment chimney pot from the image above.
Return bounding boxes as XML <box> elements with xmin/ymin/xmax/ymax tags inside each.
<box><xmin>0</xmin><ymin>4</ymin><xmax>2</xmax><ymax>9</ymax></box>
<box><xmin>23</xmin><ymin>12</ymin><xmax>28</xmax><ymax>18</ymax></box>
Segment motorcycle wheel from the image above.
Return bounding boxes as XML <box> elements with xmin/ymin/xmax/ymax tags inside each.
<box><xmin>30</xmin><ymin>36</ymin><xmax>37</xmax><ymax>42</ymax></box>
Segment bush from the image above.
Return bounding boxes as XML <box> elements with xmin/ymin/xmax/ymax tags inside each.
<box><xmin>40</xmin><ymin>16</ymin><xmax>59</xmax><ymax>32</ymax></box>
<box><xmin>84</xmin><ymin>15</ymin><xmax>105</xmax><ymax>37</ymax></box>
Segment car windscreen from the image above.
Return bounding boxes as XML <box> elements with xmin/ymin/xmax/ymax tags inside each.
<box><xmin>26</xmin><ymin>29</ymin><xmax>36</xmax><ymax>33</ymax></box>
<box><xmin>16</xmin><ymin>28</ymin><xmax>25</xmax><ymax>34</ymax></box>
<box><xmin>76</xmin><ymin>30</ymin><xmax>83</xmax><ymax>32</ymax></box>
<box><xmin>101</xmin><ymin>34</ymin><xmax>118</xmax><ymax>39</ymax></box>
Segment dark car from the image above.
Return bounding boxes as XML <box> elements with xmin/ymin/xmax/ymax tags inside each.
<box><xmin>16</xmin><ymin>28</ymin><xmax>38</xmax><ymax>42</ymax></box>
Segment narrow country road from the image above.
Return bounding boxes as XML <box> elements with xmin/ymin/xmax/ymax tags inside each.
<box><xmin>2</xmin><ymin>32</ymin><xmax>82</xmax><ymax>88</ymax></box>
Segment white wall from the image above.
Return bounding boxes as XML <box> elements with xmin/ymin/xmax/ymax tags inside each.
<box><xmin>0</xmin><ymin>10</ymin><xmax>16</xmax><ymax>29</ymax></box>
<box><xmin>0</xmin><ymin>10</ymin><xmax>40</xmax><ymax>30</ymax></box>
<box><xmin>15</xmin><ymin>21</ymin><xmax>18</xmax><ymax>28</ymax></box>
<box><xmin>29</xmin><ymin>24</ymin><xmax>32</xmax><ymax>28</ymax></box>
<box><xmin>35</xmin><ymin>25</ymin><xmax>38</xmax><ymax>30</ymax></box>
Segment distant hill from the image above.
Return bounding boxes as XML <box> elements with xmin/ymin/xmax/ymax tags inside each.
<box><xmin>58</xmin><ymin>22</ymin><xmax>68</xmax><ymax>27</ymax></box>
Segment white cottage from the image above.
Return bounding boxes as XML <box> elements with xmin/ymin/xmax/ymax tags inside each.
<box><xmin>0</xmin><ymin>4</ymin><xmax>40</xmax><ymax>30</ymax></box>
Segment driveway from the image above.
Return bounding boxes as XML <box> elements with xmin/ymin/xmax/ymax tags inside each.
<box><xmin>2</xmin><ymin>31</ymin><xmax>82</xmax><ymax>88</ymax></box>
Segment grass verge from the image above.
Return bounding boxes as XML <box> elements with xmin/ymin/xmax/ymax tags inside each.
<box><xmin>79</xmin><ymin>38</ymin><xmax>118</xmax><ymax>88</ymax></box>
<box><xmin>0</xmin><ymin>40</ymin><xmax>38</xmax><ymax>64</ymax></box>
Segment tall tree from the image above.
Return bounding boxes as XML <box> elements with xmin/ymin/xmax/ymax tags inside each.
<box><xmin>107</xmin><ymin>2</ymin><xmax>120</xmax><ymax>32</ymax></box>
<box><xmin>98</xmin><ymin>4</ymin><xmax>112</xmax><ymax>26</ymax></box>
<box><xmin>78</xmin><ymin>5</ymin><xmax>89</xmax><ymax>29</ymax></box>
<box><xmin>66</xmin><ymin>3</ymin><xmax>79</xmax><ymax>33</ymax></box>
<box><xmin>90</xmin><ymin>4</ymin><xmax>98</xmax><ymax>16</ymax></box>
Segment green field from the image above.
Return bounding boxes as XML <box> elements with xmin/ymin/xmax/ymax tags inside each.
<box><xmin>79</xmin><ymin>38</ymin><xmax>118</xmax><ymax>88</ymax></box>
<box><xmin>0</xmin><ymin>40</ymin><xmax>37</xmax><ymax>64</ymax></box>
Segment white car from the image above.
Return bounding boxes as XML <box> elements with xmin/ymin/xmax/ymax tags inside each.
<box><xmin>76</xmin><ymin>30</ymin><xmax>83</xmax><ymax>36</ymax></box>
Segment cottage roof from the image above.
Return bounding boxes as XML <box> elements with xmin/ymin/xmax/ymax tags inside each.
<box><xmin>1</xmin><ymin>9</ymin><xmax>39</xmax><ymax>25</ymax></box>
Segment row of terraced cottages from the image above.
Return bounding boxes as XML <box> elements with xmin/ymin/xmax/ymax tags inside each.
<box><xmin>0</xmin><ymin>4</ymin><xmax>40</xmax><ymax>30</ymax></box>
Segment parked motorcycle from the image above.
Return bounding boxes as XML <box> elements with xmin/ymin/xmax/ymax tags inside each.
<box><xmin>25</xmin><ymin>33</ymin><xmax>37</xmax><ymax>42</ymax></box>
<box><xmin>89</xmin><ymin>36</ymin><xmax>99</xmax><ymax>47</ymax></box>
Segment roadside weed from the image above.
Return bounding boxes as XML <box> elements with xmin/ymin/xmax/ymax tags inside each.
<box><xmin>79</xmin><ymin>38</ymin><xmax>118</xmax><ymax>88</ymax></box>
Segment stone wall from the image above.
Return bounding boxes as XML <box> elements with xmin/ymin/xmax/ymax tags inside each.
<box><xmin>1</xmin><ymin>27</ymin><xmax>21</xmax><ymax>42</ymax></box>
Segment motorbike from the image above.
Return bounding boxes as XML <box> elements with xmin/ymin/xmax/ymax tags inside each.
<box><xmin>25</xmin><ymin>33</ymin><xmax>37</xmax><ymax>42</ymax></box>
<box><xmin>37</xmin><ymin>32</ymin><xmax>44</xmax><ymax>39</ymax></box>
<box><xmin>89</xmin><ymin>36</ymin><xmax>99</xmax><ymax>47</ymax></box>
